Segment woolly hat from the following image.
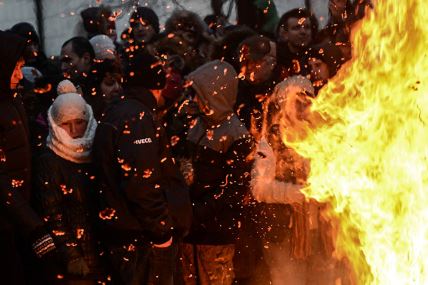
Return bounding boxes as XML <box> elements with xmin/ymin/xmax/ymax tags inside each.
<box><xmin>130</xmin><ymin>7</ymin><xmax>160</xmax><ymax>34</ymax></box>
<box><xmin>126</xmin><ymin>52</ymin><xmax>166</xmax><ymax>90</ymax></box>
<box><xmin>10</xmin><ymin>22</ymin><xmax>39</xmax><ymax>44</ymax></box>
<box><xmin>90</xmin><ymin>34</ymin><xmax>116</xmax><ymax>60</ymax></box>
<box><xmin>51</xmin><ymin>80</ymin><xmax>89</xmax><ymax>124</ymax></box>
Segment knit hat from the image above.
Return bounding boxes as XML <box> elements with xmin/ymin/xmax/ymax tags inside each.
<box><xmin>90</xmin><ymin>34</ymin><xmax>116</xmax><ymax>60</ymax></box>
<box><xmin>51</xmin><ymin>80</ymin><xmax>89</xmax><ymax>124</ymax></box>
<box><xmin>130</xmin><ymin>7</ymin><xmax>160</xmax><ymax>34</ymax></box>
<box><xmin>10</xmin><ymin>22</ymin><xmax>39</xmax><ymax>45</ymax></box>
<box><xmin>126</xmin><ymin>52</ymin><xmax>166</xmax><ymax>90</ymax></box>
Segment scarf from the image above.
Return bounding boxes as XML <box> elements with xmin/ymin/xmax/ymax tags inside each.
<box><xmin>46</xmin><ymin>104</ymin><xmax>97</xmax><ymax>163</ymax></box>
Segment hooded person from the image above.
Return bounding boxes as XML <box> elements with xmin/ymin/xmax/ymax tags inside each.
<box><xmin>32</xmin><ymin>80</ymin><xmax>108</xmax><ymax>283</ymax></box>
<box><xmin>181</xmin><ymin>60</ymin><xmax>255</xmax><ymax>285</ymax></box>
<box><xmin>9</xmin><ymin>22</ymin><xmax>61</xmax><ymax>79</ymax></box>
<box><xmin>92</xmin><ymin>52</ymin><xmax>191</xmax><ymax>284</ymax></box>
<box><xmin>0</xmin><ymin>30</ymin><xmax>56</xmax><ymax>285</ymax></box>
<box><xmin>251</xmin><ymin>76</ymin><xmax>336</xmax><ymax>285</ymax></box>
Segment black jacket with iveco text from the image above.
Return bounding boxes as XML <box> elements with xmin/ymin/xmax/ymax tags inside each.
<box><xmin>92</xmin><ymin>87</ymin><xmax>191</xmax><ymax>246</ymax></box>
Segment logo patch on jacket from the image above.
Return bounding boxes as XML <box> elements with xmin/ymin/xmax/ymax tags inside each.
<box><xmin>134</xmin><ymin>138</ymin><xmax>153</xmax><ymax>144</ymax></box>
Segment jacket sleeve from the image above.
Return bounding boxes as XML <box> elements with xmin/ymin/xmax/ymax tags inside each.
<box><xmin>32</xmin><ymin>157</ymin><xmax>82</xmax><ymax>264</ymax></box>
<box><xmin>157</xmin><ymin>122</ymin><xmax>192</xmax><ymax>238</ymax></box>
<box><xmin>193</xmin><ymin>135</ymin><xmax>255</xmax><ymax>222</ymax></box>
<box><xmin>0</xmin><ymin>142</ymin><xmax>43</xmax><ymax>236</ymax></box>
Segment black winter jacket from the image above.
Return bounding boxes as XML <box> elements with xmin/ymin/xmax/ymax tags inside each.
<box><xmin>0</xmin><ymin>31</ymin><xmax>44</xmax><ymax>237</ymax></box>
<box><xmin>92</xmin><ymin>87</ymin><xmax>191</xmax><ymax>246</ymax></box>
<box><xmin>0</xmin><ymin>30</ymin><xmax>50</xmax><ymax>285</ymax></box>
<box><xmin>33</xmin><ymin>148</ymin><xmax>105</xmax><ymax>280</ymax></box>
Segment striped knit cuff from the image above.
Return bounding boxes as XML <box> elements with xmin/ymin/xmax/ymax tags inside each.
<box><xmin>32</xmin><ymin>234</ymin><xmax>56</xmax><ymax>258</ymax></box>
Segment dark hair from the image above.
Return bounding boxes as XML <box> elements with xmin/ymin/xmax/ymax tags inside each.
<box><xmin>276</xmin><ymin>8</ymin><xmax>318</xmax><ymax>37</ymax></box>
<box><xmin>81</xmin><ymin>5</ymin><xmax>113</xmax><ymax>37</ymax></box>
<box><xmin>130</xmin><ymin>6</ymin><xmax>160</xmax><ymax>34</ymax></box>
<box><xmin>210</xmin><ymin>25</ymin><xmax>257</xmax><ymax>71</ymax></box>
<box><xmin>238</xmin><ymin>35</ymin><xmax>272</xmax><ymax>63</ymax></box>
<box><xmin>62</xmin><ymin>36</ymin><xmax>95</xmax><ymax>60</ymax></box>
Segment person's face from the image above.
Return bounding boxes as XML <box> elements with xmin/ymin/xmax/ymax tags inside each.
<box><xmin>59</xmin><ymin>118</ymin><xmax>88</xmax><ymax>139</ymax></box>
<box><xmin>100</xmin><ymin>72</ymin><xmax>122</xmax><ymax>103</ymax></box>
<box><xmin>279</xmin><ymin>17</ymin><xmax>312</xmax><ymax>52</ymax></box>
<box><xmin>309</xmin><ymin>57</ymin><xmax>330</xmax><ymax>83</ymax></box>
<box><xmin>60</xmin><ymin>42</ymin><xmax>91</xmax><ymax>79</ymax></box>
<box><xmin>10</xmin><ymin>57</ymin><xmax>25</xmax><ymax>90</ymax></box>
<box><xmin>132</xmin><ymin>19</ymin><xmax>156</xmax><ymax>43</ymax></box>
<box><xmin>241</xmin><ymin>54</ymin><xmax>277</xmax><ymax>85</ymax></box>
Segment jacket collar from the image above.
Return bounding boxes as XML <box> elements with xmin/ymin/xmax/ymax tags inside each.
<box><xmin>124</xmin><ymin>86</ymin><xmax>158</xmax><ymax>111</ymax></box>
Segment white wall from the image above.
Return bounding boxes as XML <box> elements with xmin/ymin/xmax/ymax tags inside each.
<box><xmin>0</xmin><ymin>0</ymin><xmax>37</xmax><ymax>32</ymax></box>
<box><xmin>0</xmin><ymin>0</ymin><xmax>329</xmax><ymax>56</ymax></box>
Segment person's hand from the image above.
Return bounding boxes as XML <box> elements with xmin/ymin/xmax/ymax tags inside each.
<box><xmin>67</xmin><ymin>257</ymin><xmax>90</xmax><ymax>276</ymax></box>
<box><xmin>153</xmin><ymin>236</ymin><xmax>173</xmax><ymax>248</ymax></box>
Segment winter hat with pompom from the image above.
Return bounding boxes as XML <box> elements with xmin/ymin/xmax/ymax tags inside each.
<box><xmin>51</xmin><ymin>80</ymin><xmax>89</xmax><ymax>124</ymax></box>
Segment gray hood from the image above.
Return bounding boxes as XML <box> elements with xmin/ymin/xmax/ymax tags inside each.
<box><xmin>187</xmin><ymin>60</ymin><xmax>238</xmax><ymax>125</ymax></box>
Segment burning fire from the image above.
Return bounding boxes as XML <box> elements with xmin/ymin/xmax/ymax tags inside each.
<box><xmin>283</xmin><ymin>0</ymin><xmax>428</xmax><ymax>284</ymax></box>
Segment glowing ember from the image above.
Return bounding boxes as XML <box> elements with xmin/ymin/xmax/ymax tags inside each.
<box><xmin>143</xmin><ymin>169</ymin><xmax>153</xmax><ymax>178</ymax></box>
<box><xmin>99</xmin><ymin>208</ymin><xmax>116</xmax><ymax>220</ymax></box>
<box><xmin>284</xmin><ymin>0</ymin><xmax>428</xmax><ymax>284</ymax></box>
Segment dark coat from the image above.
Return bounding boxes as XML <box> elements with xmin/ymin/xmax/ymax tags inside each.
<box><xmin>0</xmin><ymin>30</ymin><xmax>46</xmax><ymax>285</ymax></box>
<box><xmin>92</xmin><ymin>87</ymin><xmax>192</xmax><ymax>246</ymax></box>
<box><xmin>33</xmin><ymin>148</ymin><xmax>106</xmax><ymax>281</ymax></box>
<box><xmin>235</xmin><ymin>66</ymin><xmax>285</xmax><ymax>133</ymax></box>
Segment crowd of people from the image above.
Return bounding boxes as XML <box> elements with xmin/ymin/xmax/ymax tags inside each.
<box><xmin>0</xmin><ymin>1</ymin><xmax>372</xmax><ymax>284</ymax></box>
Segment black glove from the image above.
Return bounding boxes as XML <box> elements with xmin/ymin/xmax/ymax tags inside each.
<box><xmin>67</xmin><ymin>257</ymin><xmax>90</xmax><ymax>276</ymax></box>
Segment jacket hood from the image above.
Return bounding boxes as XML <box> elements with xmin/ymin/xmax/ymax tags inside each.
<box><xmin>0</xmin><ymin>30</ymin><xmax>26</xmax><ymax>94</ymax></box>
<box><xmin>187</xmin><ymin>60</ymin><xmax>238</xmax><ymax>124</ymax></box>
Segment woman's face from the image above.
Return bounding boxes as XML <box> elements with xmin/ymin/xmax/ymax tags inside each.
<box><xmin>100</xmin><ymin>72</ymin><xmax>122</xmax><ymax>103</ymax></box>
<box><xmin>60</xmin><ymin>118</ymin><xmax>88</xmax><ymax>139</ymax></box>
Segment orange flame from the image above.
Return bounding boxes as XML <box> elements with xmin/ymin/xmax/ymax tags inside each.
<box><xmin>285</xmin><ymin>0</ymin><xmax>428</xmax><ymax>283</ymax></box>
